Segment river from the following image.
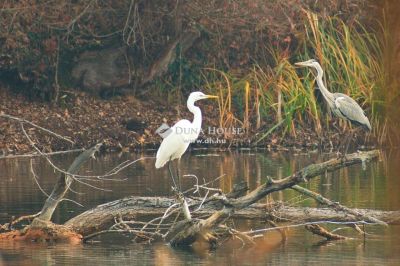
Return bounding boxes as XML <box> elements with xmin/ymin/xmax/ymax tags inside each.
<box><xmin>0</xmin><ymin>149</ymin><xmax>399</xmax><ymax>265</ymax></box>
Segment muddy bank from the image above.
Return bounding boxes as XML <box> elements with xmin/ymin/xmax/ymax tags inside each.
<box><xmin>0</xmin><ymin>87</ymin><xmax>373</xmax><ymax>156</ymax></box>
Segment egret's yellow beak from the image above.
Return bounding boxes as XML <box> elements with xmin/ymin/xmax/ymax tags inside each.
<box><xmin>206</xmin><ymin>95</ymin><xmax>219</xmax><ymax>99</ymax></box>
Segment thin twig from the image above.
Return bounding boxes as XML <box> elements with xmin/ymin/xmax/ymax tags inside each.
<box><xmin>243</xmin><ymin>220</ymin><xmax>378</xmax><ymax>235</ymax></box>
<box><xmin>19</xmin><ymin>121</ymin><xmax>152</xmax><ymax>181</ymax></box>
<box><xmin>83</xmin><ymin>229</ymin><xmax>155</xmax><ymax>242</ymax></box>
<box><xmin>1</xmin><ymin>113</ymin><xmax>74</xmax><ymax>144</ymax></box>
<box><xmin>67</xmin><ymin>0</ymin><xmax>95</xmax><ymax>32</ymax></box>
<box><xmin>53</xmin><ymin>36</ymin><xmax>60</xmax><ymax>103</ymax></box>
<box><xmin>0</xmin><ymin>148</ymin><xmax>84</xmax><ymax>159</ymax></box>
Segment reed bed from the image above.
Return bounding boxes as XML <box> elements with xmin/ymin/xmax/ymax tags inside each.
<box><xmin>204</xmin><ymin>12</ymin><xmax>386</xmax><ymax>144</ymax></box>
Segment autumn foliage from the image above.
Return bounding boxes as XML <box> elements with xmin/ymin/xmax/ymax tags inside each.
<box><xmin>0</xmin><ymin>0</ymin><xmax>375</xmax><ymax>99</ymax></box>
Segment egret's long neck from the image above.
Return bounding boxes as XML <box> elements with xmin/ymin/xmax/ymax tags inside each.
<box><xmin>314</xmin><ymin>65</ymin><xmax>335</xmax><ymax>106</ymax></box>
<box><xmin>187</xmin><ymin>100</ymin><xmax>202</xmax><ymax>130</ymax></box>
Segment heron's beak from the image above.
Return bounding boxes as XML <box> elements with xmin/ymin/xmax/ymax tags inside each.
<box><xmin>205</xmin><ymin>95</ymin><xmax>219</xmax><ymax>99</ymax></box>
<box><xmin>294</xmin><ymin>61</ymin><xmax>309</xmax><ymax>67</ymax></box>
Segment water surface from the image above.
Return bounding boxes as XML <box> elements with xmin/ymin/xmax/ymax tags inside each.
<box><xmin>0</xmin><ymin>149</ymin><xmax>399</xmax><ymax>265</ymax></box>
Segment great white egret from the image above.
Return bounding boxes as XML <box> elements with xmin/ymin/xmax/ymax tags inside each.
<box><xmin>295</xmin><ymin>59</ymin><xmax>371</xmax><ymax>153</ymax></box>
<box><xmin>155</xmin><ymin>91</ymin><xmax>218</xmax><ymax>190</ymax></box>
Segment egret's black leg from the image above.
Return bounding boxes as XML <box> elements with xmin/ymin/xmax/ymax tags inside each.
<box><xmin>167</xmin><ymin>159</ymin><xmax>178</xmax><ymax>190</ymax></box>
<box><xmin>175</xmin><ymin>159</ymin><xmax>181</xmax><ymax>191</ymax></box>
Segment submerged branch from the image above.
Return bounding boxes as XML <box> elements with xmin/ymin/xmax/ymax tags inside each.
<box><xmin>34</xmin><ymin>143</ymin><xmax>102</xmax><ymax>222</ymax></box>
<box><xmin>291</xmin><ymin>185</ymin><xmax>387</xmax><ymax>226</ymax></box>
<box><xmin>228</xmin><ymin>150</ymin><xmax>380</xmax><ymax>209</ymax></box>
<box><xmin>305</xmin><ymin>224</ymin><xmax>348</xmax><ymax>240</ymax></box>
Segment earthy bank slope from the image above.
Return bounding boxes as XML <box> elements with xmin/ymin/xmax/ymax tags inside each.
<box><xmin>0</xmin><ymin>87</ymin><xmax>372</xmax><ymax>156</ymax></box>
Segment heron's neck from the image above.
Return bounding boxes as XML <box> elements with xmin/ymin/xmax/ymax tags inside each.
<box><xmin>188</xmin><ymin>101</ymin><xmax>202</xmax><ymax>130</ymax></box>
<box><xmin>315</xmin><ymin>69</ymin><xmax>334</xmax><ymax>105</ymax></box>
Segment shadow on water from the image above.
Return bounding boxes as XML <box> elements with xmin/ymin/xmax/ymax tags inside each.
<box><xmin>0</xmin><ymin>148</ymin><xmax>400</xmax><ymax>265</ymax></box>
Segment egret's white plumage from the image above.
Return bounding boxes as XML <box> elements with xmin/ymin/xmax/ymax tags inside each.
<box><xmin>155</xmin><ymin>91</ymin><xmax>218</xmax><ymax>169</ymax></box>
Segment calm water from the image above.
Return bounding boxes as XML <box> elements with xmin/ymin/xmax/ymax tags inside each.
<box><xmin>0</xmin><ymin>149</ymin><xmax>399</xmax><ymax>265</ymax></box>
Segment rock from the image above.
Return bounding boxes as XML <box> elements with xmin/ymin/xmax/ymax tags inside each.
<box><xmin>123</xmin><ymin>118</ymin><xmax>147</xmax><ymax>133</ymax></box>
<box><xmin>71</xmin><ymin>47</ymin><xmax>130</xmax><ymax>93</ymax></box>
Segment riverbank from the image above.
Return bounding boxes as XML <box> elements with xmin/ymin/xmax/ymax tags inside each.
<box><xmin>0</xmin><ymin>87</ymin><xmax>375</xmax><ymax>156</ymax></box>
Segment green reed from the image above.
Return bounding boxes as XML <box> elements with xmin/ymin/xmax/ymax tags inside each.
<box><xmin>204</xmin><ymin>12</ymin><xmax>386</xmax><ymax>144</ymax></box>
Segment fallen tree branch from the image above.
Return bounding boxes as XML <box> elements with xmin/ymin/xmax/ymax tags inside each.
<box><xmin>166</xmin><ymin>150</ymin><xmax>381</xmax><ymax>245</ymax></box>
<box><xmin>266</xmin><ymin>219</ymin><xmax>287</xmax><ymax>243</ymax></box>
<box><xmin>19</xmin><ymin>120</ymin><xmax>147</xmax><ymax>189</ymax></box>
<box><xmin>244</xmin><ymin>220</ymin><xmax>367</xmax><ymax>235</ymax></box>
<box><xmin>64</xmin><ymin>150</ymin><xmax>385</xmax><ymax>244</ymax></box>
<box><xmin>0</xmin><ymin>212</ymin><xmax>41</xmax><ymax>232</ymax></box>
<box><xmin>64</xmin><ymin>198</ymin><xmax>400</xmax><ymax>237</ymax></box>
<box><xmin>0</xmin><ymin>144</ymin><xmax>102</xmax><ymax>242</ymax></box>
<box><xmin>3</xmin><ymin>149</ymin><xmax>390</xmax><ymax>248</ymax></box>
<box><xmin>305</xmin><ymin>224</ymin><xmax>348</xmax><ymax>240</ymax></box>
<box><xmin>291</xmin><ymin>185</ymin><xmax>387</xmax><ymax>226</ymax></box>
<box><xmin>228</xmin><ymin>150</ymin><xmax>380</xmax><ymax>209</ymax></box>
<box><xmin>34</xmin><ymin>143</ymin><xmax>102</xmax><ymax>222</ymax></box>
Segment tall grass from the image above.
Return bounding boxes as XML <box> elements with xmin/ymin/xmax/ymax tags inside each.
<box><xmin>204</xmin><ymin>12</ymin><xmax>386</xmax><ymax>144</ymax></box>
<box><xmin>302</xmin><ymin>12</ymin><xmax>385</xmax><ymax>139</ymax></box>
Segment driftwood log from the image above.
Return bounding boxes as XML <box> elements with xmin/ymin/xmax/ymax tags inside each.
<box><xmin>164</xmin><ymin>150</ymin><xmax>384</xmax><ymax>246</ymax></box>
<box><xmin>65</xmin><ymin>149</ymin><xmax>396</xmax><ymax>245</ymax></box>
<box><xmin>65</xmin><ymin>196</ymin><xmax>400</xmax><ymax>237</ymax></box>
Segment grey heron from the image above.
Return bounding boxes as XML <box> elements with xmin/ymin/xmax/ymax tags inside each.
<box><xmin>295</xmin><ymin>59</ymin><xmax>371</xmax><ymax>152</ymax></box>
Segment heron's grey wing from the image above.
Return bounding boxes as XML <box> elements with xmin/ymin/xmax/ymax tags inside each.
<box><xmin>334</xmin><ymin>94</ymin><xmax>371</xmax><ymax>130</ymax></box>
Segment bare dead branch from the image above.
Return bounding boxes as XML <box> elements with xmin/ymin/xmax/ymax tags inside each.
<box><xmin>53</xmin><ymin>36</ymin><xmax>60</xmax><ymax>103</ymax></box>
<box><xmin>162</xmin><ymin>150</ymin><xmax>381</xmax><ymax>246</ymax></box>
<box><xmin>15</xmin><ymin>118</ymin><xmax>152</xmax><ymax>183</ymax></box>
<box><xmin>34</xmin><ymin>143</ymin><xmax>102</xmax><ymax>222</ymax></box>
<box><xmin>0</xmin><ymin>148</ymin><xmax>84</xmax><ymax>159</ymax></box>
<box><xmin>305</xmin><ymin>224</ymin><xmax>349</xmax><ymax>240</ymax></box>
<box><xmin>291</xmin><ymin>185</ymin><xmax>387</xmax><ymax>226</ymax></box>
<box><xmin>1</xmin><ymin>113</ymin><xmax>74</xmax><ymax>144</ymax></box>
<box><xmin>30</xmin><ymin>160</ymin><xmax>84</xmax><ymax>207</ymax></box>
<box><xmin>228</xmin><ymin>150</ymin><xmax>380</xmax><ymax>209</ymax></box>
